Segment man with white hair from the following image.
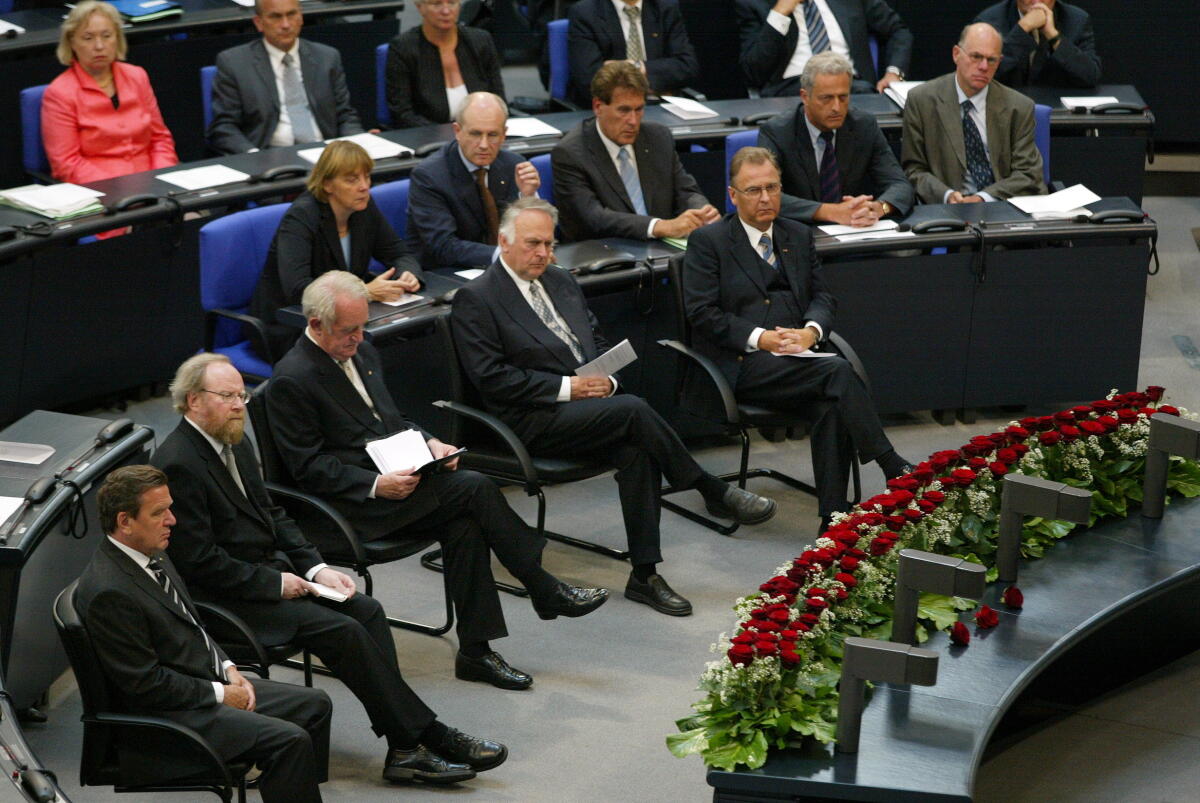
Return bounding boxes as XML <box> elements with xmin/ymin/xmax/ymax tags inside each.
<box><xmin>406</xmin><ymin>92</ymin><xmax>541</xmax><ymax>271</ymax></box>
<box><xmin>451</xmin><ymin>198</ymin><xmax>778</xmax><ymax>617</ymax></box>
<box><xmin>267</xmin><ymin>270</ymin><xmax>609</xmax><ymax>693</ymax></box>
<box><xmin>759</xmin><ymin>51</ymin><xmax>912</xmax><ymax>227</ymax></box>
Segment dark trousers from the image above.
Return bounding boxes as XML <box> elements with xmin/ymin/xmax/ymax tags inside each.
<box><xmin>210</xmin><ymin>593</ymin><xmax>435</xmax><ymax>746</ymax></box>
<box><xmin>401</xmin><ymin>469</ymin><xmax>547</xmax><ymax>645</ymax></box>
<box><xmin>736</xmin><ymin>353</ymin><xmax>891</xmax><ymax>517</ymax></box>
<box><xmin>522</xmin><ymin>395</ymin><xmax>706</xmax><ymax>567</ymax></box>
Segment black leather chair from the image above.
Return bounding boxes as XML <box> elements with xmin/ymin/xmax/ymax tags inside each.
<box><xmin>247</xmin><ymin>384</ymin><xmax>454</xmax><ymax>637</ymax></box>
<box><xmin>657</xmin><ymin>253</ymin><xmax>864</xmax><ymax>534</ymax></box>
<box><xmin>53</xmin><ymin>581</ymin><xmax>249</xmax><ymax>803</ymax></box>
<box><xmin>430</xmin><ymin>315</ymin><xmax>630</xmax><ymax>592</ymax></box>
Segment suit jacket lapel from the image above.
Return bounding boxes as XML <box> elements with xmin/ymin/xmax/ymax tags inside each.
<box><xmin>102</xmin><ymin>540</ymin><xmax>198</xmax><ymax>629</ymax></box>
<box><xmin>249</xmin><ymin>41</ymin><xmax>280</xmax><ymax>119</ymax></box>
<box><xmin>300</xmin><ymin>338</ymin><xmax>386</xmax><ymax>434</ymax></box>
<box><xmin>297</xmin><ymin>40</ymin><xmax>323</xmax><ymax>131</ymax></box>
<box><xmin>774</xmin><ymin>225</ymin><xmax>808</xmax><ymax>309</ymax></box>
<box><xmin>584</xmin><ymin>120</ymin><xmax>634</xmax><ymax>213</ymax></box>
<box><xmin>445</xmin><ymin>142</ymin><xmax>486</xmax><ymax>228</ymax></box>
<box><xmin>176</xmin><ymin>421</ymin><xmax>266</xmax><ymax>526</ymax></box>
<box><xmin>632</xmin><ymin>132</ymin><xmax>662</xmax><ymax>216</ymax></box>
<box><xmin>727</xmin><ymin>218</ymin><xmax>769</xmax><ymax>296</ymax></box>
<box><xmin>543</xmin><ymin>269</ymin><xmax>597</xmax><ymax>361</ymax></box>
<box><xmin>934</xmin><ymin>77</ymin><xmax>968</xmax><ymax>173</ymax></box>
<box><xmin>984</xmin><ymin>87</ymin><xmax>1009</xmax><ymax>174</ymax></box>
<box><xmin>835</xmin><ymin>113</ymin><xmax>860</xmax><ymax>181</ymax></box>
<box><xmin>493</xmin><ymin>266</ymin><xmax>581</xmax><ymax>372</ymax></box>
<box><xmin>794</xmin><ymin>108</ymin><xmax>820</xmax><ymax>194</ymax></box>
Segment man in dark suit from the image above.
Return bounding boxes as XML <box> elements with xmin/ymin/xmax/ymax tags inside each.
<box><xmin>735</xmin><ymin>0</ymin><xmax>912</xmax><ymax>97</ymax></box>
<box><xmin>207</xmin><ymin>0</ymin><xmax>364</xmax><ymax>154</ymax></box>
<box><xmin>552</xmin><ymin>61</ymin><xmax>719</xmax><ymax>242</ymax></box>
<box><xmin>901</xmin><ymin>23</ymin><xmax>1045</xmax><ymax>204</ymax></box>
<box><xmin>406</xmin><ymin>93</ymin><xmax>541</xmax><ymax>272</ymax></box>
<box><xmin>683</xmin><ymin>147</ymin><xmax>911</xmax><ymax>530</ymax></box>
<box><xmin>566</xmin><ymin>0</ymin><xmax>700</xmax><ymax>107</ymax></box>
<box><xmin>267</xmin><ymin>270</ymin><xmax>609</xmax><ymax>690</ymax></box>
<box><xmin>152</xmin><ymin>353</ymin><xmax>507</xmax><ymax>784</ymax></box>
<box><xmin>451</xmin><ymin>197</ymin><xmax>777</xmax><ymax>615</ymax></box>
<box><xmin>759</xmin><ymin>51</ymin><xmax>912</xmax><ymax>226</ymax></box>
<box><xmin>76</xmin><ymin>465</ymin><xmax>330</xmax><ymax>802</ymax></box>
<box><xmin>975</xmin><ymin>0</ymin><xmax>1101</xmax><ymax>88</ymax></box>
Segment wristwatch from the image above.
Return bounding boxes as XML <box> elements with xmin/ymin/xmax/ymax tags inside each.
<box><xmin>886</xmin><ymin>66</ymin><xmax>904</xmax><ymax>79</ymax></box>
<box><xmin>880</xmin><ymin>201</ymin><xmax>893</xmax><ymax>216</ymax></box>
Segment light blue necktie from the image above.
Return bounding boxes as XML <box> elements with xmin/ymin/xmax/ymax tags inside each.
<box><xmin>758</xmin><ymin>233</ymin><xmax>776</xmax><ymax>267</ymax></box>
<box><xmin>281</xmin><ymin>52</ymin><xmax>321</xmax><ymax>144</ymax></box>
<box><xmin>617</xmin><ymin>147</ymin><xmax>648</xmax><ymax>216</ymax></box>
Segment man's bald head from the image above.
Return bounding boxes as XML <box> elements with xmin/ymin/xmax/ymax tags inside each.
<box><xmin>953</xmin><ymin>23</ymin><xmax>1003</xmax><ymax>96</ymax></box>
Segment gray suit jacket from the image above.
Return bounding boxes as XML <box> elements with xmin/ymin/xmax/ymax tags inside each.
<box><xmin>900</xmin><ymin>72</ymin><xmax>1045</xmax><ymax>204</ymax></box>
<box><xmin>208</xmin><ymin>38</ymin><xmax>363</xmax><ymax>154</ymax></box>
<box><xmin>551</xmin><ymin>118</ymin><xmax>707</xmax><ymax>241</ymax></box>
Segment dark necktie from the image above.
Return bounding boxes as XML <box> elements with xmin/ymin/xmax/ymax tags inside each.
<box><xmin>961</xmin><ymin>99</ymin><xmax>995</xmax><ymax>192</ymax></box>
<box><xmin>147</xmin><ymin>555</ymin><xmax>226</xmax><ymax>682</ymax></box>
<box><xmin>818</xmin><ymin>130</ymin><xmax>841</xmax><ymax>203</ymax></box>
<box><xmin>803</xmin><ymin>0</ymin><xmax>830</xmax><ymax>56</ymax></box>
<box><xmin>475</xmin><ymin>168</ymin><xmax>499</xmax><ymax>246</ymax></box>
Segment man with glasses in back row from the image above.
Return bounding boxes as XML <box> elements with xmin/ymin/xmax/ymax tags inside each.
<box><xmin>900</xmin><ymin>22</ymin><xmax>1045</xmax><ymax>205</ymax></box>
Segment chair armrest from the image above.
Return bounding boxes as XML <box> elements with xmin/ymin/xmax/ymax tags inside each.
<box><xmin>827</xmin><ymin>331</ymin><xmax>871</xmax><ymax>397</ymax></box>
<box><xmin>205</xmin><ymin>308</ymin><xmax>275</xmax><ymax>365</ymax></box>
<box><xmin>193</xmin><ymin>600</ymin><xmax>271</xmax><ymax>676</ymax></box>
<box><xmin>432</xmin><ymin>400</ymin><xmax>541</xmax><ymax>493</ymax></box>
<box><xmin>263</xmin><ymin>481</ymin><xmax>369</xmax><ymax>565</ymax></box>
<box><xmin>87</xmin><ymin>712</ymin><xmax>236</xmax><ymax>788</ymax></box>
<box><xmin>550</xmin><ymin>97</ymin><xmax>582</xmax><ymax>112</ymax></box>
<box><xmin>656</xmin><ymin>339</ymin><xmax>740</xmax><ymax>424</ymax></box>
<box><xmin>1050</xmin><ymin>180</ymin><xmax>1067</xmax><ymax>192</ymax></box>
<box><xmin>677</xmin><ymin>87</ymin><xmax>708</xmax><ymax>102</ymax></box>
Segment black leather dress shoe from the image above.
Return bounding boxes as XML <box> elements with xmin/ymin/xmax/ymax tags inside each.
<box><xmin>382</xmin><ymin>746</ymin><xmax>475</xmax><ymax>785</ymax></box>
<box><xmin>624</xmin><ymin>573</ymin><xmax>692</xmax><ymax>616</ymax></box>
<box><xmin>431</xmin><ymin>727</ymin><xmax>508</xmax><ymax>772</ymax></box>
<box><xmin>455</xmin><ymin>651</ymin><xmax>533</xmax><ymax>690</ymax></box>
<box><xmin>531</xmin><ymin>582</ymin><xmax>609</xmax><ymax>620</ymax></box>
<box><xmin>705</xmin><ymin>485</ymin><xmax>777</xmax><ymax>525</ymax></box>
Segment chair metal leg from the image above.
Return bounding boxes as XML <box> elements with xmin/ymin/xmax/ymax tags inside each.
<box><xmin>535</xmin><ymin>489</ymin><xmax>630</xmax><ymax>561</ymax></box>
<box><xmin>321</xmin><ymin>561</ymin><xmax>455</xmax><ymax>636</ymax></box>
<box><xmin>282</xmin><ymin>649</ymin><xmax>319</xmax><ymax>685</ymax></box>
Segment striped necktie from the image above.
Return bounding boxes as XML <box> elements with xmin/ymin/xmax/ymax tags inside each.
<box><xmin>804</xmin><ymin>1</ymin><xmax>831</xmax><ymax>57</ymax></box>
<box><xmin>528</xmin><ymin>281</ymin><xmax>584</xmax><ymax>363</ymax></box>
<box><xmin>147</xmin><ymin>555</ymin><xmax>226</xmax><ymax>682</ymax></box>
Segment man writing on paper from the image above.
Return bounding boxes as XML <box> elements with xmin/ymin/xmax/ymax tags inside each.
<box><xmin>451</xmin><ymin>197</ymin><xmax>777</xmax><ymax>616</ymax></box>
<box><xmin>152</xmin><ymin>353</ymin><xmax>508</xmax><ymax>785</ymax></box>
<box><xmin>406</xmin><ymin>92</ymin><xmax>541</xmax><ymax>272</ymax></box>
<box><xmin>759</xmin><ymin>51</ymin><xmax>912</xmax><ymax>227</ymax></box>
<box><xmin>901</xmin><ymin>22</ymin><xmax>1045</xmax><ymax>204</ymax></box>
<box><xmin>683</xmin><ymin>148</ymin><xmax>912</xmax><ymax>533</ymax></box>
<box><xmin>207</xmin><ymin>0</ymin><xmax>364</xmax><ymax>154</ymax></box>
<box><xmin>267</xmin><ymin>270</ymin><xmax>609</xmax><ymax>691</ymax></box>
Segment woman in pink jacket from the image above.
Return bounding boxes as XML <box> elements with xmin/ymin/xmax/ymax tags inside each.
<box><xmin>41</xmin><ymin>0</ymin><xmax>178</xmax><ymax>186</ymax></box>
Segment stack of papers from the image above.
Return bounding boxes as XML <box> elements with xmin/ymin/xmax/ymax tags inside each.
<box><xmin>379</xmin><ymin>292</ymin><xmax>426</xmax><ymax>308</ymax></box>
<box><xmin>883</xmin><ymin>80</ymin><xmax>924</xmax><ymax>108</ymax></box>
<box><xmin>818</xmin><ymin>219</ymin><xmax>898</xmax><ymax>237</ymax></box>
<box><xmin>110</xmin><ymin>0</ymin><xmax>183</xmax><ymax>23</ymax></box>
<box><xmin>0</xmin><ymin>183</ymin><xmax>105</xmax><ymax>220</ymax></box>
<box><xmin>1008</xmin><ymin>183</ymin><xmax>1100</xmax><ymax>219</ymax></box>
<box><xmin>0</xmin><ymin>19</ymin><xmax>27</xmax><ymax>36</ymax></box>
<box><xmin>505</xmin><ymin>118</ymin><xmax>561</xmax><ymax>138</ymax></box>
<box><xmin>299</xmin><ymin>133</ymin><xmax>414</xmax><ymax>164</ymax></box>
<box><xmin>1060</xmin><ymin>96</ymin><xmax>1120</xmax><ymax>111</ymax></box>
<box><xmin>157</xmin><ymin>164</ymin><xmax>251</xmax><ymax>191</ymax></box>
<box><xmin>366</xmin><ymin>429</ymin><xmax>465</xmax><ymax>475</ymax></box>
<box><xmin>660</xmin><ymin>95</ymin><xmax>719</xmax><ymax>120</ymax></box>
<box><xmin>575</xmin><ymin>339</ymin><xmax>637</xmax><ymax>378</ymax></box>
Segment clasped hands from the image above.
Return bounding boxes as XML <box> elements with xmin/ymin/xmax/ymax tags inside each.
<box><xmin>947</xmin><ymin>191</ymin><xmax>984</xmax><ymax>204</ymax></box>
<box><xmin>366</xmin><ymin>267</ymin><xmax>421</xmax><ymax>302</ymax></box>
<box><xmin>569</xmin><ymin>375</ymin><xmax>613</xmax><ymax>400</ymax></box>
<box><xmin>758</xmin><ymin>326</ymin><xmax>818</xmax><ymax>355</ymax></box>
<box><xmin>1018</xmin><ymin>2</ymin><xmax>1059</xmax><ymax>39</ymax></box>
<box><xmin>823</xmin><ymin>194</ymin><xmax>886</xmax><ymax>226</ymax></box>
<box><xmin>375</xmin><ymin>437</ymin><xmax>461</xmax><ymax>500</ymax></box>
<box><xmin>280</xmin><ymin>567</ymin><xmax>357</xmax><ymax>600</ymax></box>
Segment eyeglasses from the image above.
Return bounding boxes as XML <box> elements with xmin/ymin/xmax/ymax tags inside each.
<box><xmin>730</xmin><ymin>183</ymin><xmax>782</xmax><ymax>197</ymax></box>
<box><xmin>200</xmin><ymin>389</ymin><xmax>250</xmax><ymax>404</ymax></box>
<box><xmin>963</xmin><ymin>51</ymin><xmax>1000</xmax><ymax>66</ymax></box>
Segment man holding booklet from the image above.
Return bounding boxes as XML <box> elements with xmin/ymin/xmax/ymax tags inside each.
<box><xmin>451</xmin><ymin>197</ymin><xmax>778</xmax><ymax>617</ymax></box>
<box><xmin>153</xmin><ymin>352</ymin><xmax>507</xmax><ymax>786</ymax></box>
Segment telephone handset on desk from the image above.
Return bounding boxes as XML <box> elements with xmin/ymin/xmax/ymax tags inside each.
<box><xmin>0</xmin><ymin>476</ymin><xmax>56</xmax><ymax>544</ymax></box>
<box><xmin>1089</xmin><ymin>209</ymin><xmax>1143</xmax><ymax>224</ymax></box>
<box><xmin>910</xmin><ymin>218</ymin><xmax>968</xmax><ymax>234</ymax></box>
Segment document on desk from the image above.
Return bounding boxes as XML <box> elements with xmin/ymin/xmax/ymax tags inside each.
<box><xmin>660</xmin><ymin>96</ymin><xmax>719</xmax><ymax>120</ymax></box>
<box><xmin>299</xmin><ymin>133</ymin><xmax>413</xmax><ymax>163</ymax></box>
<box><xmin>818</xmin><ymin>219</ymin><xmax>898</xmax><ymax>237</ymax></box>
<box><xmin>366</xmin><ymin>429</ymin><xmax>466</xmax><ymax>475</ymax></box>
<box><xmin>505</xmin><ymin>118</ymin><xmax>561</xmax><ymax>138</ymax></box>
<box><xmin>157</xmin><ymin>165</ymin><xmax>251</xmax><ymax>191</ymax></box>
<box><xmin>576</xmin><ymin>338</ymin><xmax>637</xmax><ymax>378</ymax></box>
<box><xmin>0</xmin><ymin>497</ymin><xmax>23</xmax><ymax>527</ymax></box>
<box><xmin>379</xmin><ymin>292</ymin><xmax>426</xmax><ymax>308</ymax></box>
<box><xmin>1060</xmin><ymin>95</ymin><xmax>1120</xmax><ymax>111</ymax></box>
<box><xmin>882</xmin><ymin>80</ymin><xmax>924</xmax><ymax>108</ymax></box>
<box><xmin>0</xmin><ymin>19</ymin><xmax>26</xmax><ymax>35</ymax></box>
<box><xmin>0</xmin><ymin>440</ymin><xmax>55</xmax><ymax>464</ymax></box>
<box><xmin>1008</xmin><ymin>183</ymin><xmax>1100</xmax><ymax>217</ymax></box>
<box><xmin>455</xmin><ymin>268</ymin><xmax>485</xmax><ymax>280</ymax></box>
<box><xmin>0</xmin><ymin>183</ymin><xmax>104</xmax><ymax>219</ymax></box>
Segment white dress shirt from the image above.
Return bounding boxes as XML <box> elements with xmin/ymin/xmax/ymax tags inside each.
<box><xmin>737</xmin><ymin>216</ymin><xmax>823</xmax><ymax>351</ymax></box>
<box><xmin>182</xmin><ymin>416</ymin><xmax>327</xmax><ymax>589</ymax></box>
<box><xmin>803</xmin><ymin>113</ymin><xmax>834</xmax><ymax>165</ymax></box>
<box><xmin>107</xmin><ymin>535</ymin><xmax>235</xmax><ymax>703</ymax></box>
<box><xmin>611</xmin><ymin>0</ymin><xmax>644</xmax><ymax>44</ymax></box>
<box><xmin>499</xmin><ymin>258</ymin><xmax>617</xmax><ymax>401</ymax></box>
<box><xmin>766</xmin><ymin>0</ymin><xmax>852</xmax><ymax>81</ymax></box>
<box><xmin>945</xmin><ymin>81</ymin><xmax>996</xmax><ymax>203</ymax></box>
<box><xmin>263</xmin><ymin>38</ymin><xmax>304</xmax><ymax>148</ymax></box>
<box><xmin>594</xmin><ymin>123</ymin><xmax>660</xmax><ymax>238</ymax></box>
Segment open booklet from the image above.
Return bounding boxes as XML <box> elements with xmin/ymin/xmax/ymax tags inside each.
<box><xmin>365</xmin><ymin>429</ymin><xmax>466</xmax><ymax>476</ymax></box>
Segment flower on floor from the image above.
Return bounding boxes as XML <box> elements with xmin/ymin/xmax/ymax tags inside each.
<box><xmin>669</xmin><ymin>388</ymin><xmax>1200</xmax><ymax>772</ymax></box>
<box><xmin>974</xmin><ymin>605</ymin><xmax>999</xmax><ymax>628</ymax></box>
<box><xmin>1001</xmin><ymin>586</ymin><xmax>1024</xmax><ymax>609</ymax></box>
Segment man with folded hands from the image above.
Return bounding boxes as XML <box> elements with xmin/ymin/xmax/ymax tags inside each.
<box><xmin>153</xmin><ymin>352</ymin><xmax>506</xmax><ymax>785</ymax></box>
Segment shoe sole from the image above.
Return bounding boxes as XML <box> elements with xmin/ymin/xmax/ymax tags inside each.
<box><xmin>455</xmin><ymin>667</ymin><xmax>532</xmax><ymax>691</ymax></box>
<box><xmin>532</xmin><ymin>593</ymin><xmax>610</xmax><ymax>621</ymax></box>
<box><xmin>705</xmin><ymin>498</ymin><xmax>778</xmax><ymax>526</ymax></box>
<box><xmin>383</xmin><ymin>768</ymin><xmax>477</xmax><ymax>785</ymax></box>
<box><xmin>624</xmin><ymin>588</ymin><xmax>692</xmax><ymax>616</ymax></box>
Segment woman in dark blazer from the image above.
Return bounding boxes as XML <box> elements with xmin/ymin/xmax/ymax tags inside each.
<box><xmin>385</xmin><ymin>0</ymin><xmax>506</xmax><ymax>128</ymax></box>
<box><xmin>250</xmin><ymin>140</ymin><xmax>423</xmax><ymax>360</ymax></box>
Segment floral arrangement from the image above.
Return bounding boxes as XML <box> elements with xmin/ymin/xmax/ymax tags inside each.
<box><xmin>668</xmin><ymin>388</ymin><xmax>1200</xmax><ymax>772</ymax></box>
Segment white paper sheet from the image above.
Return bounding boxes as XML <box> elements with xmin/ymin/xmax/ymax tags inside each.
<box><xmin>157</xmin><ymin>165</ymin><xmax>251</xmax><ymax>191</ymax></box>
<box><xmin>575</xmin><ymin>338</ymin><xmax>637</xmax><ymax>378</ymax></box>
<box><xmin>0</xmin><ymin>441</ymin><xmax>55</xmax><ymax>464</ymax></box>
<box><xmin>299</xmin><ymin>133</ymin><xmax>413</xmax><ymax>163</ymax></box>
<box><xmin>660</xmin><ymin>95</ymin><xmax>719</xmax><ymax>120</ymax></box>
<box><xmin>379</xmin><ymin>293</ymin><xmax>426</xmax><ymax>308</ymax></box>
<box><xmin>834</xmin><ymin>229</ymin><xmax>917</xmax><ymax>243</ymax></box>
<box><xmin>882</xmin><ymin>80</ymin><xmax>924</xmax><ymax>108</ymax></box>
<box><xmin>0</xmin><ymin>19</ymin><xmax>27</xmax><ymax>35</ymax></box>
<box><xmin>455</xmin><ymin>268</ymin><xmax>485</xmax><ymax>280</ymax></box>
<box><xmin>307</xmin><ymin>582</ymin><xmax>347</xmax><ymax>602</ymax></box>
<box><xmin>0</xmin><ymin>183</ymin><xmax>104</xmax><ymax>217</ymax></box>
<box><xmin>769</xmin><ymin>350</ymin><xmax>838</xmax><ymax>358</ymax></box>
<box><xmin>505</xmin><ymin>117</ymin><xmax>562</xmax><ymax>138</ymax></box>
<box><xmin>1060</xmin><ymin>95</ymin><xmax>1120</xmax><ymax>110</ymax></box>
<box><xmin>366</xmin><ymin>429</ymin><xmax>433</xmax><ymax>474</ymax></box>
<box><xmin>1008</xmin><ymin>183</ymin><xmax>1100</xmax><ymax>215</ymax></box>
<box><xmin>0</xmin><ymin>497</ymin><xmax>23</xmax><ymax>527</ymax></box>
<box><xmin>818</xmin><ymin>219</ymin><xmax>898</xmax><ymax>237</ymax></box>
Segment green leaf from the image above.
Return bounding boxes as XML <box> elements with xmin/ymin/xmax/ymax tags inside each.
<box><xmin>666</xmin><ymin>727</ymin><xmax>709</xmax><ymax>758</ymax></box>
<box><xmin>703</xmin><ymin>738</ymin><xmax>751</xmax><ymax>772</ymax></box>
<box><xmin>744</xmin><ymin>730</ymin><xmax>769</xmax><ymax>769</ymax></box>
<box><xmin>961</xmin><ymin>513</ymin><xmax>984</xmax><ymax>544</ymax></box>
<box><xmin>918</xmin><ymin>593</ymin><xmax>963</xmax><ymax>630</ymax></box>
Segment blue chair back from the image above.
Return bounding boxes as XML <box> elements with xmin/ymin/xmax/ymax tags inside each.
<box><xmin>530</xmin><ymin>153</ymin><xmax>553</xmax><ymax>205</ymax></box>
<box><xmin>200</xmin><ymin>65</ymin><xmax>216</xmax><ymax>131</ymax></box>
<box><xmin>548</xmin><ymin>19</ymin><xmax>570</xmax><ymax>103</ymax></box>
<box><xmin>370</xmin><ymin>177</ymin><xmax>410</xmax><ymax>245</ymax></box>
<box><xmin>0</xmin><ymin>0</ymin><xmax>13</xmax><ymax>14</ymax></box>
<box><xmin>199</xmin><ymin>203</ymin><xmax>289</xmax><ymax>369</ymax></box>
<box><xmin>1034</xmin><ymin>103</ymin><xmax>1051</xmax><ymax>186</ymax></box>
<box><xmin>20</xmin><ymin>85</ymin><xmax>50</xmax><ymax>178</ymax></box>
<box><xmin>868</xmin><ymin>35</ymin><xmax>880</xmax><ymax>75</ymax></box>
<box><xmin>375</xmin><ymin>43</ymin><xmax>391</xmax><ymax>127</ymax></box>
<box><xmin>724</xmin><ymin>129</ymin><xmax>759</xmax><ymax>212</ymax></box>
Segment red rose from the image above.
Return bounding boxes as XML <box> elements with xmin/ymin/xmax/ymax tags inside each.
<box><xmin>779</xmin><ymin>649</ymin><xmax>801</xmax><ymax>667</ymax></box>
<box><xmin>1138</xmin><ymin>406</ymin><xmax>1157</xmax><ymax>417</ymax></box>
<box><xmin>1036</xmin><ymin>416</ymin><xmax>1055</xmax><ymax>432</ymax></box>
<box><xmin>731</xmin><ymin>632</ymin><xmax>755</xmax><ymax>644</ymax></box>
<box><xmin>835</xmin><ymin>572</ymin><xmax>858</xmax><ymax>588</ymax></box>
<box><xmin>950</xmin><ymin>621</ymin><xmax>970</xmax><ymax>646</ymax></box>
<box><xmin>728</xmin><ymin>644</ymin><xmax>755</xmax><ymax>665</ymax></box>
<box><xmin>1059</xmin><ymin>425</ymin><xmax>1081</xmax><ymax>442</ymax></box>
<box><xmin>997</xmin><ymin>447</ymin><xmax>1018</xmax><ymax>463</ymax></box>
<box><xmin>869</xmin><ymin>538</ymin><xmax>894</xmax><ymax>556</ymax></box>
<box><xmin>989</xmin><ymin>461</ymin><xmax>1009</xmax><ymax>476</ymax></box>
<box><xmin>1019</xmin><ymin>416</ymin><xmax>1040</xmax><ymax>429</ymax></box>
<box><xmin>780</xmin><ymin>629</ymin><xmax>798</xmax><ymax>640</ymax></box>
<box><xmin>845</xmin><ymin>547</ymin><xmax>867</xmax><ymax>559</ymax></box>
<box><xmin>974</xmin><ymin>605</ymin><xmax>999</xmax><ymax>628</ymax></box>
<box><xmin>887</xmin><ymin>477</ymin><xmax>919</xmax><ymax>491</ymax></box>
<box><xmin>1004</xmin><ymin>426</ymin><xmax>1030</xmax><ymax>443</ymax></box>
<box><xmin>1092</xmin><ymin>400</ymin><xmax>1119</xmax><ymax>412</ymax></box>
<box><xmin>768</xmin><ymin>608</ymin><xmax>791</xmax><ymax>623</ymax></box>
<box><xmin>951</xmin><ymin>468</ymin><xmax>977</xmax><ymax>486</ymax></box>
<box><xmin>891</xmin><ymin>490</ymin><xmax>915</xmax><ymax>506</ymax></box>
<box><xmin>756</xmin><ymin>620</ymin><xmax>781</xmax><ymax>633</ymax></box>
<box><xmin>1159</xmin><ymin>405</ymin><xmax>1180</xmax><ymax>416</ymax></box>
<box><xmin>806</xmin><ymin>587</ymin><xmax>827</xmax><ymax>599</ymax></box>
<box><xmin>1054</xmin><ymin>410</ymin><xmax>1076</xmax><ymax>423</ymax></box>
<box><xmin>835</xmin><ymin>588</ymin><xmax>848</xmax><ymax>600</ymax></box>
<box><xmin>1096</xmin><ymin>416</ymin><xmax>1118</xmax><ymax>432</ymax></box>
<box><xmin>1071</xmin><ymin>405</ymin><xmax>1093</xmax><ymax>420</ymax></box>
<box><xmin>1146</xmin><ymin>385</ymin><xmax>1165</xmax><ymax>401</ymax></box>
<box><xmin>885</xmin><ymin>515</ymin><xmax>906</xmax><ymax>532</ymax></box>
<box><xmin>968</xmin><ymin>456</ymin><xmax>988</xmax><ymax>470</ymax></box>
<box><xmin>917</xmin><ymin>499</ymin><xmax>937</xmax><ymax>513</ymax></box>
<box><xmin>806</xmin><ymin>597</ymin><xmax>829</xmax><ymax>613</ymax></box>
<box><xmin>799</xmin><ymin>613</ymin><xmax>820</xmax><ymax>626</ymax></box>
<box><xmin>923</xmin><ymin>490</ymin><xmax>946</xmax><ymax>503</ymax></box>
<box><xmin>792</xmin><ymin>622</ymin><xmax>812</xmax><ymax>633</ymax></box>
<box><xmin>903</xmin><ymin>508</ymin><xmax>923</xmax><ymax>522</ymax></box>
<box><xmin>959</xmin><ymin>443</ymin><xmax>980</xmax><ymax>458</ymax></box>
<box><xmin>1038</xmin><ymin>431</ymin><xmax>1062</xmax><ymax>446</ymax></box>
<box><xmin>1001</xmin><ymin>586</ymin><xmax>1024</xmax><ymax>609</ymax></box>
<box><xmin>1012</xmin><ymin>443</ymin><xmax>1030</xmax><ymax>456</ymax></box>
<box><xmin>755</xmin><ymin>640</ymin><xmax>779</xmax><ymax>656</ymax></box>
<box><xmin>1078</xmin><ymin>420</ymin><xmax>1105</xmax><ymax>436</ymax></box>
<box><xmin>840</xmin><ymin>556</ymin><xmax>860</xmax><ymax>572</ymax></box>
<box><xmin>912</xmin><ymin>465</ymin><xmax>935</xmax><ymax>484</ymax></box>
